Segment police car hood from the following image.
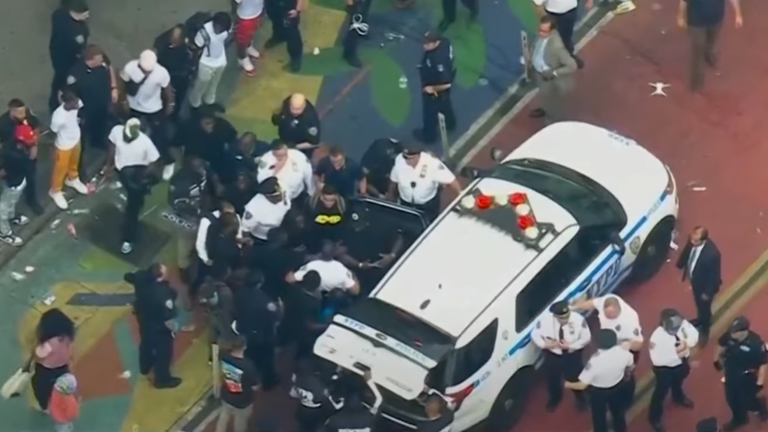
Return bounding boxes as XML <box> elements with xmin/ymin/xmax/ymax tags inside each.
<box><xmin>314</xmin><ymin>316</ymin><xmax>434</xmax><ymax>400</ymax></box>
<box><xmin>506</xmin><ymin>122</ymin><xmax>670</xmax><ymax>220</ymax></box>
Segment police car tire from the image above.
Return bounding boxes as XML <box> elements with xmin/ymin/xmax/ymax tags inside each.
<box><xmin>487</xmin><ymin>367</ymin><xmax>534</xmax><ymax>432</ymax></box>
<box><xmin>629</xmin><ymin>217</ymin><xmax>675</xmax><ymax>284</ymax></box>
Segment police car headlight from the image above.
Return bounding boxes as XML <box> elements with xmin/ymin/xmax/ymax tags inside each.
<box><xmin>460</xmin><ymin>196</ymin><xmax>476</xmax><ymax>209</ymax></box>
<box><xmin>524</xmin><ymin>226</ymin><xmax>540</xmax><ymax>239</ymax></box>
<box><xmin>515</xmin><ymin>204</ymin><xmax>531</xmax><ymax>216</ymax></box>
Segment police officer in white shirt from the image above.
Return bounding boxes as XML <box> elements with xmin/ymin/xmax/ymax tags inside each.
<box><xmin>106</xmin><ymin>118</ymin><xmax>161</xmax><ymax>254</ymax></box>
<box><xmin>286</xmin><ymin>240</ymin><xmax>361</xmax><ymax>296</ymax></box>
<box><xmin>648</xmin><ymin>308</ymin><xmax>697</xmax><ymax>432</ymax></box>
<box><xmin>565</xmin><ymin>329</ymin><xmax>633</xmax><ymax>432</ymax></box>
<box><xmin>532</xmin><ymin>300</ymin><xmax>591</xmax><ymax>411</ymax></box>
<box><xmin>257</xmin><ymin>140</ymin><xmax>314</xmax><ymax>206</ymax></box>
<box><xmin>387</xmin><ymin>144</ymin><xmax>461</xmax><ymax>222</ymax></box>
<box><xmin>120</xmin><ymin>50</ymin><xmax>176</xmax><ymax>180</ymax></box>
<box><xmin>242</xmin><ymin>177</ymin><xmax>291</xmax><ymax>242</ymax></box>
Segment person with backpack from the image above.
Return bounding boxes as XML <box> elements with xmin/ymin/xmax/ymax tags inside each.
<box><xmin>264</xmin><ymin>0</ymin><xmax>306</xmax><ymax>72</ymax></box>
<box><xmin>188</xmin><ymin>12</ymin><xmax>232</xmax><ymax>110</ymax></box>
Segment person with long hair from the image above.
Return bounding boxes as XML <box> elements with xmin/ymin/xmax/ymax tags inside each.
<box><xmin>31</xmin><ymin>308</ymin><xmax>75</xmax><ymax>411</ymax></box>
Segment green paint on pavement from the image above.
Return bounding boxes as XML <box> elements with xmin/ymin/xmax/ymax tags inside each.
<box><xmin>363</xmin><ymin>48</ymin><xmax>411</xmax><ymax>127</ymax></box>
<box><xmin>297</xmin><ymin>47</ymin><xmax>355</xmax><ymax>76</ymax></box>
<box><xmin>226</xmin><ymin>115</ymin><xmax>278</xmax><ymax>141</ymax></box>
<box><xmin>443</xmin><ymin>22</ymin><xmax>486</xmax><ymax>88</ymax></box>
<box><xmin>508</xmin><ymin>0</ymin><xmax>538</xmax><ymax>33</ymax></box>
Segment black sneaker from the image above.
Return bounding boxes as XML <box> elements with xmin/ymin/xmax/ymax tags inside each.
<box><xmin>344</xmin><ymin>55</ymin><xmax>363</xmax><ymax>68</ymax></box>
<box><xmin>11</xmin><ymin>215</ymin><xmax>29</xmax><ymax>226</ymax></box>
<box><xmin>0</xmin><ymin>232</ymin><xmax>23</xmax><ymax>246</ymax></box>
<box><xmin>154</xmin><ymin>377</ymin><xmax>182</xmax><ymax>389</ymax></box>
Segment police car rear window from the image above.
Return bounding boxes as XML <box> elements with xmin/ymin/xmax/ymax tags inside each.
<box><xmin>343</xmin><ymin>299</ymin><xmax>454</xmax><ymax>361</ymax></box>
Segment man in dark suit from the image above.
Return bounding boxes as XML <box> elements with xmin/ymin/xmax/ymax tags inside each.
<box><xmin>675</xmin><ymin>226</ymin><xmax>721</xmax><ymax>344</ymax></box>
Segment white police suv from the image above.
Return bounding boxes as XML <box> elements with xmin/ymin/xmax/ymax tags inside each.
<box><xmin>314</xmin><ymin>122</ymin><xmax>679</xmax><ymax>431</ymax></box>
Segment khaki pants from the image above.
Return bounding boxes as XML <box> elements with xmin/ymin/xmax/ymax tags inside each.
<box><xmin>50</xmin><ymin>143</ymin><xmax>81</xmax><ymax>192</ymax></box>
<box><xmin>189</xmin><ymin>63</ymin><xmax>227</xmax><ymax>108</ymax></box>
<box><xmin>215</xmin><ymin>402</ymin><xmax>252</xmax><ymax>432</ymax></box>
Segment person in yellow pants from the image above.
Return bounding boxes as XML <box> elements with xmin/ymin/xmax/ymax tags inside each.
<box><xmin>49</xmin><ymin>91</ymin><xmax>89</xmax><ymax>210</ymax></box>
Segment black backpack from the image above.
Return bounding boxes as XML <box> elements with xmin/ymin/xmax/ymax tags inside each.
<box><xmin>184</xmin><ymin>11</ymin><xmax>213</xmax><ymax>54</ymax></box>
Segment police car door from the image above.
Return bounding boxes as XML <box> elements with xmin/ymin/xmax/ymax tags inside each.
<box><xmin>568</xmin><ymin>223</ymin><xmax>631</xmax><ymax>306</ymax></box>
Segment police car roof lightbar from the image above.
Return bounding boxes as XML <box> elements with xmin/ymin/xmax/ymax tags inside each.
<box><xmin>456</xmin><ymin>190</ymin><xmax>558</xmax><ymax>252</ymax></box>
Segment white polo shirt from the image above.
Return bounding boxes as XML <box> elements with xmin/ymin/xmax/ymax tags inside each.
<box><xmin>241</xmin><ymin>192</ymin><xmax>291</xmax><ymax>240</ymax></box>
<box><xmin>195</xmin><ymin>22</ymin><xmax>230</xmax><ymax>68</ymax></box>
<box><xmin>592</xmin><ymin>294</ymin><xmax>644</xmax><ymax>345</ymax></box>
<box><xmin>256</xmin><ymin>150</ymin><xmax>315</xmax><ymax>200</ymax></box>
<box><xmin>578</xmin><ymin>346</ymin><xmax>634</xmax><ymax>388</ymax></box>
<box><xmin>390</xmin><ymin>152</ymin><xmax>455</xmax><ymax>205</ymax></box>
<box><xmin>120</xmin><ymin>60</ymin><xmax>171</xmax><ymax>114</ymax></box>
<box><xmin>50</xmin><ymin>101</ymin><xmax>83</xmax><ymax>150</ymax></box>
<box><xmin>532</xmin><ymin>310</ymin><xmax>592</xmax><ymax>355</ymax></box>
<box><xmin>236</xmin><ymin>0</ymin><xmax>264</xmax><ymax>19</ymax></box>
<box><xmin>108</xmin><ymin>125</ymin><xmax>161</xmax><ymax>171</ymax></box>
<box><xmin>294</xmin><ymin>259</ymin><xmax>356</xmax><ymax>294</ymax></box>
<box><xmin>649</xmin><ymin>321</ymin><xmax>699</xmax><ymax>367</ymax></box>
<box><xmin>533</xmin><ymin>0</ymin><xmax>578</xmax><ymax>14</ymax></box>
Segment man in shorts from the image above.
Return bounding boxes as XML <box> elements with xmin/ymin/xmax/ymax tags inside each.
<box><xmin>234</xmin><ymin>0</ymin><xmax>264</xmax><ymax>75</ymax></box>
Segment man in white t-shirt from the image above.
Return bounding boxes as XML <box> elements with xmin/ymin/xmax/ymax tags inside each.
<box><xmin>106</xmin><ymin>118</ymin><xmax>161</xmax><ymax>254</ymax></box>
<box><xmin>189</xmin><ymin>12</ymin><xmax>232</xmax><ymax>109</ymax></box>
<box><xmin>234</xmin><ymin>0</ymin><xmax>264</xmax><ymax>75</ymax></box>
<box><xmin>286</xmin><ymin>241</ymin><xmax>360</xmax><ymax>296</ymax></box>
<box><xmin>120</xmin><ymin>50</ymin><xmax>176</xmax><ymax>181</ymax></box>
<box><xmin>49</xmin><ymin>91</ymin><xmax>89</xmax><ymax>210</ymax></box>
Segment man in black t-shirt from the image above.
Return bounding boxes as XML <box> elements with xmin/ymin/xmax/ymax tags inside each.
<box><xmin>314</xmin><ymin>147</ymin><xmax>366</xmax><ymax>198</ymax></box>
<box><xmin>218</xmin><ymin>336</ymin><xmax>259</xmax><ymax>432</ymax></box>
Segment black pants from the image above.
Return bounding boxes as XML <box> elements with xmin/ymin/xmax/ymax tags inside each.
<box><xmin>693</xmin><ymin>292</ymin><xmax>713</xmax><ymax>337</ymax></box>
<box><xmin>725</xmin><ymin>372</ymin><xmax>767</xmax><ymax>425</ymax></box>
<box><xmin>342</xmin><ymin>0</ymin><xmax>372</xmax><ymax>59</ymax></box>
<box><xmin>245</xmin><ymin>334</ymin><xmax>279</xmax><ymax>389</ymax></box>
<box><xmin>589</xmin><ymin>382</ymin><xmax>629</xmax><ymax>432</ymax></box>
<box><xmin>688</xmin><ymin>24</ymin><xmax>721</xmax><ymax>89</ymax></box>
<box><xmin>138</xmin><ymin>324</ymin><xmax>174</xmax><ymax>384</ymax></box>
<box><xmin>421</xmin><ymin>90</ymin><xmax>456</xmax><ymax>143</ymax></box>
<box><xmin>81</xmin><ymin>105</ymin><xmax>112</xmax><ymax>149</ymax></box>
<box><xmin>544</xmin><ymin>350</ymin><xmax>585</xmax><ymax>405</ymax></box>
<box><xmin>400</xmin><ymin>193</ymin><xmax>441</xmax><ymax>223</ymax></box>
<box><xmin>297</xmin><ymin>406</ymin><xmax>330</xmax><ymax>432</ymax></box>
<box><xmin>648</xmin><ymin>362</ymin><xmax>690</xmax><ymax>424</ymax></box>
<box><xmin>118</xmin><ymin>171</ymin><xmax>148</xmax><ymax>244</ymax></box>
<box><xmin>548</xmin><ymin>8</ymin><xmax>578</xmax><ymax>56</ymax></box>
<box><xmin>169</xmin><ymin>78</ymin><xmax>190</xmax><ymax>124</ymax></box>
<box><xmin>31</xmin><ymin>363</ymin><xmax>69</xmax><ymax>410</ymax></box>
<box><xmin>130</xmin><ymin>109</ymin><xmax>173</xmax><ymax>165</ymax></box>
<box><xmin>442</xmin><ymin>0</ymin><xmax>478</xmax><ymax>22</ymax></box>
<box><xmin>189</xmin><ymin>256</ymin><xmax>212</xmax><ymax>298</ymax></box>
<box><xmin>24</xmin><ymin>159</ymin><xmax>39</xmax><ymax>207</ymax></box>
<box><xmin>266</xmin><ymin>4</ymin><xmax>303</xmax><ymax>63</ymax></box>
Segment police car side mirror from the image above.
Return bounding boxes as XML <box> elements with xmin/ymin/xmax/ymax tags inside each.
<box><xmin>490</xmin><ymin>148</ymin><xmax>505</xmax><ymax>162</ymax></box>
<box><xmin>611</xmin><ymin>233</ymin><xmax>626</xmax><ymax>255</ymax></box>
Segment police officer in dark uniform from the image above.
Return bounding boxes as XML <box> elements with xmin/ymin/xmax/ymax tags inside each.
<box><xmin>125</xmin><ymin>264</ymin><xmax>182</xmax><ymax>388</ymax></box>
<box><xmin>438</xmin><ymin>0</ymin><xmax>478</xmax><ymax>31</ymax></box>
<box><xmin>342</xmin><ymin>0</ymin><xmax>372</xmax><ymax>68</ymax></box>
<box><xmin>49</xmin><ymin>0</ymin><xmax>90</xmax><ymax>114</ymax></box>
<box><xmin>360</xmin><ymin>138</ymin><xmax>403</xmax><ymax>198</ymax></box>
<box><xmin>293</xmin><ymin>359</ymin><xmax>345</xmax><ymax>432</ymax></box>
<box><xmin>417</xmin><ymin>394</ymin><xmax>454</xmax><ymax>432</ymax></box>
<box><xmin>264</xmin><ymin>0</ymin><xmax>306</xmax><ymax>71</ymax></box>
<box><xmin>324</xmin><ymin>369</ymin><xmax>383</xmax><ymax>432</ymax></box>
<box><xmin>414</xmin><ymin>31</ymin><xmax>456</xmax><ymax>145</ymax></box>
<box><xmin>66</xmin><ymin>45</ymin><xmax>117</xmax><ymax>149</ymax></box>
<box><xmin>272</xmin><ymin>93</ymin><xmax>321</xmax><ymax>155</ymax></box>
<box><xmin>231</xmin><ymin>269</ymin><xmax>282</xmax><ymax>389</ymax></box>
<box><xmin>714</xmin><ymin>317</ymin><xmax>768</xmax><ymax>431</ymax></box>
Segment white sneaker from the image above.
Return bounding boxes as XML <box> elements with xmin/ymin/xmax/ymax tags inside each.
<box><xmin>162</xmin><ymin>163</ymin><xmax>175</xmax><ymax>181</ymax></box>
<box><xmin>65</xmin><ymin>178</ymin><xmax>89</xmax><ymax>195</ymax></box>
<box><xmin>615</xmin><ymin>1</ymin><xmax>636</xmax><ymax>13</ymax></box>
<box><xmin>12</xmin><ymin>215</ymin><xmax>29</xmax><ymax>226</ymax></box>
<box><xmin>0</xmin><ymin>232</ymin><xmax>23</xmax><ymax>246</ymax></box>
<box><xmin>239</xmin><ymin>57</ymin><xmax>256</xmax><ymax>76</ymax></box>
<box><xmin>247</xmin><ymin>46</ymin><xmax>261</xmax><ymax>59</ymax></box>
<box><xmin>121</xmin><ymin>242</ymin><xmax>133</xmax><ymax>254</ymax></box>
<box><xmin>49</xmin><ymin>191</ymin><xmax>69</xmax><ymax>210</ymax></box>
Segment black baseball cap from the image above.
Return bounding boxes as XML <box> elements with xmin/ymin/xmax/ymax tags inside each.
<box><xmin>424</xmin><ymin>30</ymin><xmax>442</xmax><ymax>43</ymax></box>
<box><xmin>595</xmin><ymin>329</ymin><xmax>618</xmax><ymax>350</ymax></box>
<box><xmin>258</xmin><ymin>177</ymin><xmax>281</xmax><ymax>196</ymax></box>
<box><xmin>402</xmin><ymin>142</ymin><xmax>422</xmax><ymax>156</ymax></box>
<box><xmin>730</xmin><ymin>316</ymin><xmax>750</xmax><ymax>333</ymax></box>
<box><xmin>549</xmin><ymin>300</ymin><xmax>570</xmax><ymax>318</ymax></box>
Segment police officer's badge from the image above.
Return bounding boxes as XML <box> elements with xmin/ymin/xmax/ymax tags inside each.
<box><xmin>615</xmin><ymin>325</ymin><xmax>622</xmax><ymax>332</ymax></box>
<box><xmin>437</xmin><ymin>64</ymin><xmax>444</xmax><ymax>72</ymax></box>
<box><xmin>308</xmin><ymin>127</ymin><xmax>318</xmax><ymax>136</ymax></box>
<box><xmin>351</xmin><ymin>213</ymin><xmax>359</xmax><ymax>221</ymax></box>
<box><xmin>165</xmin><ymin>299</ymin><xmax>174</xmax><ymax>309</ymax></box>
<box><xmin>66</xmin><ymin>75</ymin><xmax>77</xmax><ymax>85</ymax></box>
<box><xmin>75</xmin><ymin>35</ymin><xmax>85</xmax><ymax>44</ymax></box>
<box><xmin>244</xmin><ymin>211</ymin><xmax>252</xmax><ymax>220</ymax></box>
<box><xmin>633</xmin><ymin>328</ymin><xmax>640</xmax><ymax>336</ymax></box>
<box><xmin>267</xmin><ymin>302</ymin><xmax>278</xmax><ymax>312</ymax></box>
<box><xmin>629</xmin><ymin>236</ymin><xmax>642</xmax><ymax>255</ymax></box>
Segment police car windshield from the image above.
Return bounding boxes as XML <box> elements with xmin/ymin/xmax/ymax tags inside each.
<box><xmin>491</xmin><ymin>158</ymin><xmax>625</xmax><ymax>226</ymax></box>
<box><xmin>343</xmin><ymin>298</ymin><xmax>455</xmax><ymax>361</ymax></box>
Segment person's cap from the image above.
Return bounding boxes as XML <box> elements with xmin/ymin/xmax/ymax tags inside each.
<box><xmin>139</xmin><ymin>50</ymin><xmax>157</xmax><ymax>71</ymax></box>
<box><xmin>549</xmin><ymin>300</ymin><xmax>570</xmax><ymax>318</ymax></box>
<box><xmin>695</xmin><ymin>417</ymin><xmax>719</xmax><ymax>432</ymax></box>
<box><xmin>660</xmin><ymin>308</ymin><xmax>683</xmax><ymax>334</ymax></box>
<box><xmin>402</xmin><ymin>142</ymin><xmax>422</xmax><ymax>156</ymax></box>
<box><xmin>730</xmin><ymin>316</ymin><xmax>750</xmax><ymax>333</ymax></box>
<box><xmin>595</xmin><ymin>328</ymin><xmax>618</xmax><ymax>350</ymax></box>
<box><xmin>68</xmin><ymin>0</ymin><xmax>89</xmax><ymax>13</ymax></box>
<box><xmin>14</xmin><ymin>124</ymin><xmax>37</xmax><ymax>146</ymax></box>
<box><xmin>259</xmin><ymin>177</ymin><xmax>281</xmax><ymax>196</ymax></box>
<box><xmin>424</xmin><ymin>30</ymin><xmax>442</xmax><ymax>43</ymax></box>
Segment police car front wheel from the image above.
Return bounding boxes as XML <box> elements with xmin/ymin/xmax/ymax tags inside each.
<box><xmin>629</xmin><ymin>217</ymin><xmax>676</xmax><ymax>284</ymax></box>
<box><xmin>487</xmin><ymin>367</ymin><xmax>534</xmax><ymax>431</ymax></box>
